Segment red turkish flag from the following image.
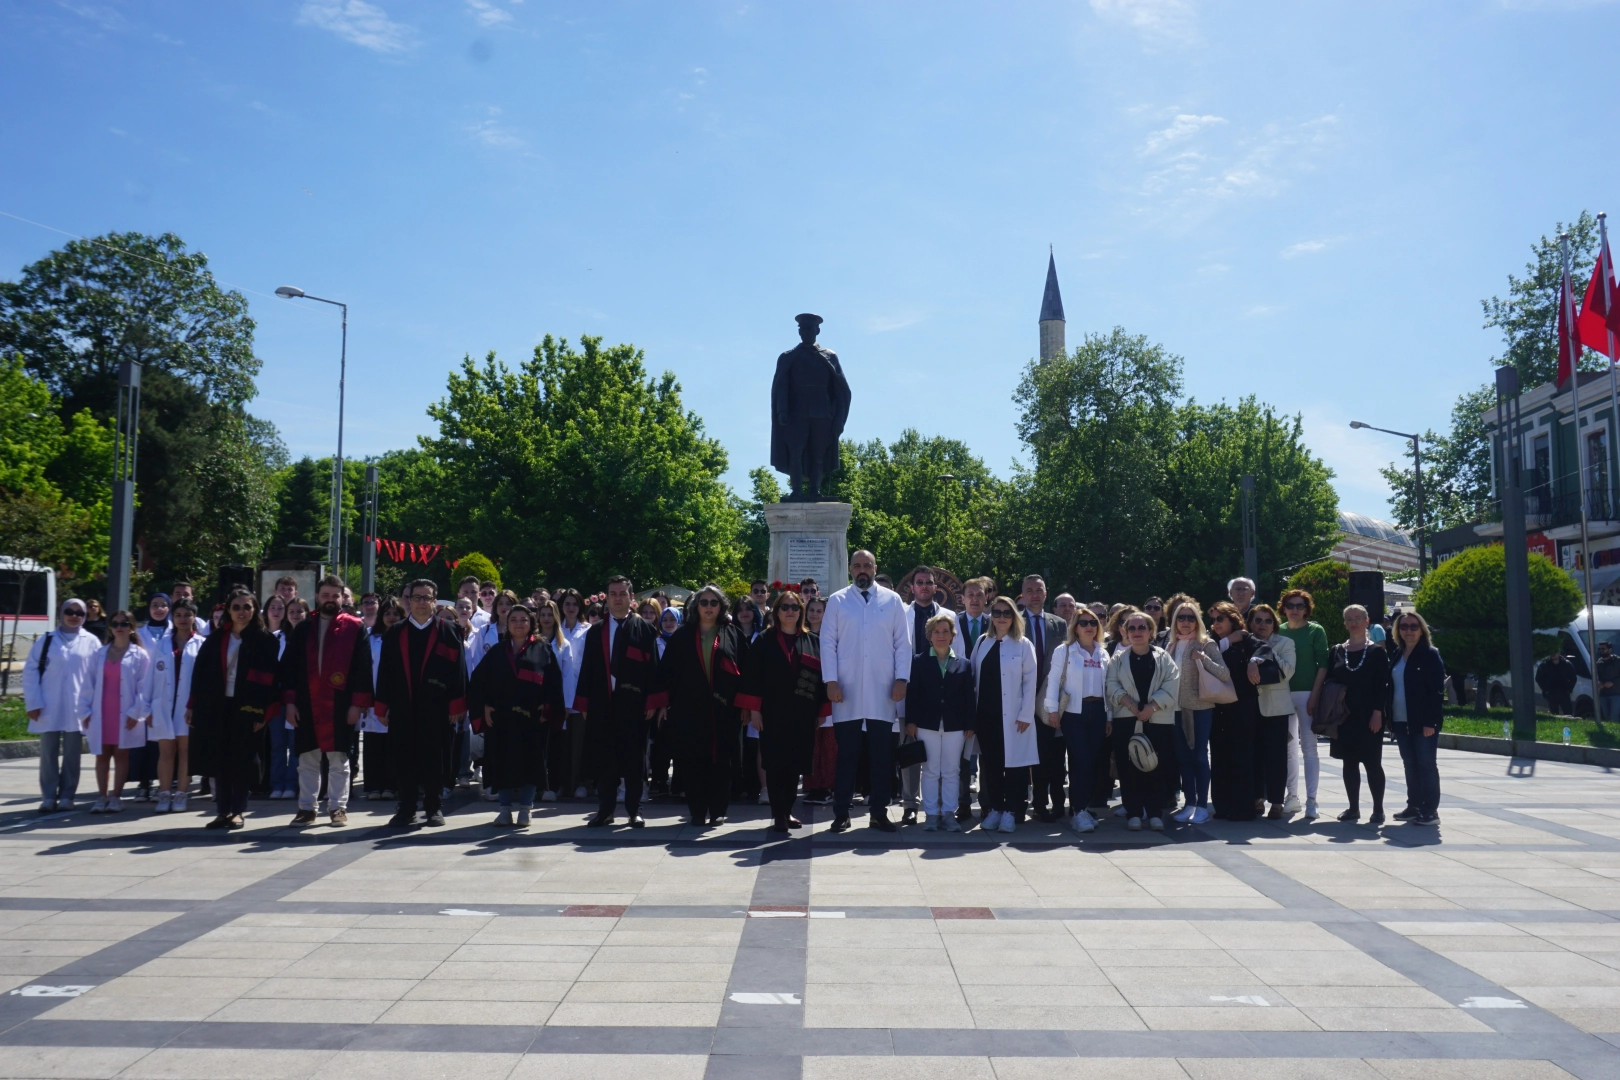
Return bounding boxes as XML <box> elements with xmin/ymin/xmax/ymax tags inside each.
<box><xmin>1580</xmin><ymin>239</ymin><xmax>1620</xmax><ymax>358</ymax></box>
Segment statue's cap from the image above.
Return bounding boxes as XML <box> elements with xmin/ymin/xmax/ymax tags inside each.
<box><xmin>795</xmin><ymin>313</ymin><xmax>823</xmax><ymax>328</ymax></box>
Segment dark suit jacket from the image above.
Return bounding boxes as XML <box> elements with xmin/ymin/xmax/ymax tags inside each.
<box><xmin>905</xmin><ymin>652</ymin><xmax>976</xmax><ymax>732</ymax></box>
<box><xmin>1021</xmin><ymin>607</ymin><xmax>1066</xmax><ymax>703</ymax></box>
<box><xmin>1390</xmin><ymin>642</ymin><xmax>1446</xmax><ymax>730</ymax></box>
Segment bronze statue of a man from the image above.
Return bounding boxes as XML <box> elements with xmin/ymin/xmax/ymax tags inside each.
<box><xmin>770</xmin><ymin>313</ymin><xmax>851</xmax><ymax>501</ymax></box>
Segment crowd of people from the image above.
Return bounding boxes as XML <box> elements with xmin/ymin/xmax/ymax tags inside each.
<box><xmin>18</xmin><ymin>555</ymin><xmax>1447</xmax><ymax>832</ymax></box>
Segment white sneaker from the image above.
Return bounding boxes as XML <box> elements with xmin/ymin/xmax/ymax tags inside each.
<box><xmin>923</xmin><ymin>815</ymin><xmax>938</xmax><ymax>831</ymax></box>
<box><xmin>541</xmin><ymin>790</ymin><xmax>557</xmax><ymax>802</ymax></box>
<box><xmin>517</xmin><ymin>807</ymin><xmax>531</xmax><ymax>827</ymax></box>
<box><xmin>1127</xmin><ymin>816</ymin><xmax>1142</xmax><ymax>831</ymax></box>
<box><xmin>1283</xmin><ymin>795</ymin><xmax>1302</xmax><ymax>815</ymax></box>
<box><xmin>758</xmin><ymin>790</ymin><xmax>770</xmax><ymax>805</ymax></box>
<box><xmin>173</xmin><ymin>791</ymin><xmax>189</xmax><ymax>812</ymax></box>
<box><xmin>1149</xmin><ymin>817</ymin><xmax>1164</xmax><ymax>831</ymax></box>
<box><xmin>155</xmin><ymin>791</ymin><xmax>172</xmax><ymax>813</ymax></box>
<box><xmin>1073</xmin><ymin>810</ymin><xmax>1097</xmax><ymax>833</ymax></box>
<box><xmin>493</xmin><ymin>810</ymin><xmax>513</xmax><ymax>826</ymax></box>
<box><xmin>574</xmin><ymin>786</ymin><xmax>588</xmax><ymax>799</ymax></box>
<box><xmin>107</xmin><ymin>796</ymin><xmax>124</xmax><ymax>813</ymax></box>
<box><xmin>982</xmin><ymin>810</ymin><xmax>1004</xmax><ymax>831</ymax></box>
<box><xmin>1304</xmin><ymin>799</ymin><xmax>1319</xmax><ymax>820</ymax></box>
<box><xmin>998</xmin><ymin>814</ymin><xmax>1016</xmax><ymax>834</ymax></box>
<box><xmin>90</xmin><ymin>796</ymin><xmax>108</xmax><ymax>813</ymax></box>
<box><xmin>1191</xmin><ymin>806</ymin><xmax>1211</xmax><ymax>824</ymax></box>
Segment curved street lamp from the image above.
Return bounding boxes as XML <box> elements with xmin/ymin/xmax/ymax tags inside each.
<box><xmin>1350</xmin><ymin>421</ymin><xmax>1425</xmax><ymax>579</ymax></box>
<box><xmin>277</xmin><ymin>286</ymin><xmax>348</xmax><ymax>577</ymax></box>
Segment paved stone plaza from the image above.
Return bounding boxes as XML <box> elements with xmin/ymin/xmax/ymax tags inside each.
<box><xmin>0</xmin><ymin>749</ymin><xmax>1617</xmax><ymax>1080</ymax></box>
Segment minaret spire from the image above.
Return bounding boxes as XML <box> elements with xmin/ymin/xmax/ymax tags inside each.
<box><xmin>1039</xmin><ymin>246</ymin><xmax>1066</xmax><ymax>362</ymax></box>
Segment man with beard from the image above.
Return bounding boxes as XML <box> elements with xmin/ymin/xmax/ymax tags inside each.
<box><xmin>374</xmin><ymin>579</ymin><xmax>467</xmax><ymax>827</ymax></box>
<box><xmin>576</xmin><ymin>575</ymin><xmax>667</xmax><ymax>829</ymax></box>
<box><xmin>279</xmin><ymin>575</ymin><xmax>375</xmax><ymax>827</ymax></box>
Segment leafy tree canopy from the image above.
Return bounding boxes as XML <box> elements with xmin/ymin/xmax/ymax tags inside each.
<box><xmin>1414</xmin><ymin>545</ymin><xmax>1581</xmax><ymax>678</ymax></box>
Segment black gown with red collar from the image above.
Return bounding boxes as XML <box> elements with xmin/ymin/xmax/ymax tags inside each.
<box><xmin>737</xmin><ymin>629</ymin><xmax>830</xmax><ymax>774</ymax></box>
<box><xmin>189</xmin><ymin>627</ymin><xmax>282</xmax><ymax>784</ymax></box>
<box><xmin>278</xmin><ymin>612</ymin><xmax>374</xmax><ymax>758</ymax></box>
<box><xmin>657</xmin><ymin>620</ymin><xmax>747</xmax><ymax>766</ymax></box>
<box><xmin>374</xmin><ymin>617</ymin><xmax>467</xmax><ymax>785</ymax></box>
<box><xmin>471</xmin><ymin>634</ymin><xmax>565</xmax><ymax>791</ymax></box>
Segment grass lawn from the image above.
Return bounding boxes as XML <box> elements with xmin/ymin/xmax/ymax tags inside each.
<box><xmin>0</xmin><ymin>696</ymin><xmax>28</xmax><ymax>740</ymax></box>
<box><xmin>1442</xmin><ymin>705</ymin><xmax>1620</xmax><ymax>748</ymax></box>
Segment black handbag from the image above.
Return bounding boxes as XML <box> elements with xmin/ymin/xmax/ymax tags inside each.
<box><xmin>894</xmin><ymin>738</ymin><xmax>927</xmax><ymax>768</ymax></box>
<box><xmin>1253</xmin><ymin>640</ymin><xmax>1283</xmax><ymax>685</ymax></box>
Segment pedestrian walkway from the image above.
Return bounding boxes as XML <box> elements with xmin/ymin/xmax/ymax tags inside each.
<box><xmin>0</xmin><ymin>748</ymin><xmax>1616</xmax><ymax>1079</ymax></box>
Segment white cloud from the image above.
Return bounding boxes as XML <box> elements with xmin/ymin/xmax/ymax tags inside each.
<box><xmin>866</xmin><ymin>313</ymin><xmax>924</xmax><ymax>333</ymax></box>
<box><xmin>465</xmin><ymin>0</ymin><xmax>512</xmax><ymax>27</ymax></box>
<box><xmin>1090</xmin><ymin>0</ymin><xmax>1198</xmax><ymax>45</ymax></box>
<box><xmin>1281</xmin><ymin>239</ymin><xmax>1328</xmax><ymax>258</ymax></box>
<box><xmin>297</xmin><ymin>0</ymin><xmax>415</xmax><ymax>53</ymax></box>
<box><xmin>1142</xmin><ymin>113</ymin><xmax>1225</xmax><ymax>154</ymax></box>
<box><xmin>467</xmin><ymin>106</ymin><xmax>522</xmax><ymax>149</ymax></box>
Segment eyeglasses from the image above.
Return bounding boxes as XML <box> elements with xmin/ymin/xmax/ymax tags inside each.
<box><xmin>109</xmin><ymin>620</ymin><xmax>133</xmax><ymax>629</ymax></box>
<box><xmin>1251</xmin><ymin>617</ymin><xmax>1273</xmax><ymax>626</ymax></box>
<box><xmin>1175</xmin><ymin>613</ymin><xmax>1197</xmax><ymax>622</ymax></box>
<box><xmin>696</xmin><ymin>598</ymin><xmax>720</xmax><ymax>607</ymax></box>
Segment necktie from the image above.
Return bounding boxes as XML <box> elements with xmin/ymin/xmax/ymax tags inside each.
<box><xmin>1032</xmin><ymin>613</ymin><xmax>1043</xmax><ymax>654</ymax></box>
<box><xmin>861</xmin><ymin>590</ymin><xmax>870</xmax><ymax>604</ymax></box>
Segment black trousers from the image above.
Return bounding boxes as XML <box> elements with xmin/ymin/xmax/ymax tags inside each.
<box><xmin>1031</xmin><ymin>720</ymin><xmax>1066</xmax><ymax>814</ymax></box>
<box><xmin>834</xmin><ymin>720</ymin><xmax>892</xmax><ymax>816</ymax></box>
<box><xmin>975</xmin><ymin>726</ymin><xmax>1029</xmax><ymax>819</ymax></box>
<box><xmin>767</xmin><ymin>768</ymin><xmax>800</xmax><ymax>820</ymax></box>
<box><xmin>213</xmin><ymin>773</ymin><xmax>249</xmax><ymax>816</ymax></box>
<box><xmin>1210</xmin><ymin>703</ymin><xmax>1257</xmax><ymax>820</ymax></box>
<box><xmin>1254</xmin><ymin>713</ymin><xmax>1290</xmax><ymax>806</ymax></box>
<box><xmin>679</xmin><ymin>755</ymin><xmax>731</xmax><ymax>821</ymax></box>
<box><xmin>1115</xmin><ymin>723</ymin><xmax>1175</xmax><ymax>819</ymax></box>
<box><xmin>595</xmin><ymin>714</ymin><xmax>649</xmax><ymax>816</ymax></box>
<box><xmin>362</xmin><ymin>731</ymin><xmax>389</xmax><ymax>792</ymax></box>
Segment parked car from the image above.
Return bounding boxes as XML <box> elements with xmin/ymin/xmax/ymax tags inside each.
<box><xmin>1489</xmin><ymin>605</ymin><xmax>1620</xmax><ymax>717</ymax></box>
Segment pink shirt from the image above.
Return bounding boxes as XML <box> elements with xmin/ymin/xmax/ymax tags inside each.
<box><xmin>101</xmin><ymin>657</ymin><xmax>122</xmax><ymax>747</ymax></box>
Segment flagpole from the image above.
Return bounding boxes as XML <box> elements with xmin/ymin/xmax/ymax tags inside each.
<box><xmin>1601</xmin><ymin>212</ymin><xmax>1619</xmax><ymax>527</ymax></box>
<box><xmin>1564</xmin><ymin>230</ymin><xmax>1600</xmax><ymax>663</ymax></box>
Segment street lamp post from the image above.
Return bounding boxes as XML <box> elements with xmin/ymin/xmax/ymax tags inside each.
<box><xmin>276</xmin><ymin>287</ymin><xmax>348</xmax><ymax>579</ymax></box>
<box><xmin>106</xmin><ymin>359</ymin><xmax>141</xmax><ymax>614</ymax></box>
<box><xmin>1350</xmin><ymin>421</ymin><xmax>1427</xmax><ymax>580</ymax></box>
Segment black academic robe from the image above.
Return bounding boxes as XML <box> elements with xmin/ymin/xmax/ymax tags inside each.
<box><xmin>472</xmin><ymin>635</ymin><xmax>565</xmax><ymax>791</ymax></box>
<box><xmin>189</xmin><ymin>627</ymin><xmax>281</xmax><ymax>784</ymax></box>
<box><xmin>575</xmin><ymin>613</ymin><xmax>668</xmax><ymax>742</ymax></box>
<box><xmin>658</xmin><ymin>621</ymin><xmax>747</xmax><ymax>765</ymax></box>
<box><xmin>374</xmin><ymin>618</ymin><xmax>467</xmax><ymax>785</ymax></box>
<box><xmin>278</xmin><ymin>613</ymin><xmax>374</xmax><ymax>757</ymax></box>
<box><xmin>736</xmin><ymin>629</ymin><xmax>830</xmax><ymax>774</ymax></box>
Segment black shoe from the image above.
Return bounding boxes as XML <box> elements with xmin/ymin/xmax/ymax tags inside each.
<box><xmin>709</xmin><ymin>814</ymin><xmax>727</xmax><ymax>825</ymax></box>
<box><xmin>868</xmin><ymin>814</ymin><xmax>897</xmax><ymax>832</ymax></box>
<box><xmin>628</xmin><ymin>814</ymin><xmax>645</xmax><ymax>829</ymax></box>
<box><xmin>955</xmin><ymin>806</ymin><xmax>973</xmax><ymax>823</ymax></box>
<box><xmin>1415</xmin><ymin>813</ymin><xmax>1440</xmax><ymax>826</ymax></box>
<box><xmin>901</xmin><ymin>809</ymin><xmax>917</xmax><ymax>825</ymax></box>
<box><xmin>587</xmin><ymin>813</ymin><xmax>615</xmax><ymax>828</ymax></box>
<box><xmin>387</xmin><ymin>810</ymin><xmax>417</xmax><ymax>827</ymax></box>
<box><xmin>689</xmin><ymin>816</ymin><xmax>707</xmax><ymax>828</ymax></box>
<box><xmin>424</xmin><ymin>810</ymin><xmax>446</xmax><ymax>827</ymax></box>
<box><xmin>226</xmin><ymin>814</ymin><xmax>245</xmax><ymax>830</ymax></box>
<box><xmin>1368</xmin><ymin>811</ymin><xmax>1385</xmax><ymax>825</ymax></box>
<box><xmin>787</xmin><ymin>816</ymin><xmax>803</xmax><ymax>829</ymax></box>
<box><xmin>770</xmin><ymin>818</ymin><xmax>790</xmax><ymax>833</ymax></box>
<box><xmin>830</xmin><ymin>814</ymin><xmax>851</xmax><ymax>833</ymax></box>
<box><xmin>1393</xmin><ymin>807</ymin><xmax>1419</xmax><ymax>821</ymax></box>
<box><xmin>204</xmin><ymin>815</ymin><xmax>229</xmax><ymax>830</ymax></box>
<box><xmin>1337</xmin><ymin>808</ymin><xmax>1360</xmax><ymax>823</ymax></box>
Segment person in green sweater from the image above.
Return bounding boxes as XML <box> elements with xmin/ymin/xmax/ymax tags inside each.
<box><xmin>1278</xmin><ymin>588</ymin><xmax>1329</xmax><ymax>821</ymax></box>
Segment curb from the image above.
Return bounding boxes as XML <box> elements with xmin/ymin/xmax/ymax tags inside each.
<box><xmin>1440</xmin><ymin>731</ymin><xmax>1620</xmax><ymax>768</ymax></box>
<box><xmin>0</xmin><ymin>739</ymin><xmax>41</xmax><ymax>760</ymax></box>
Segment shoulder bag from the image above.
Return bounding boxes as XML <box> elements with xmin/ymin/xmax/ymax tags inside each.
<box><xmin>1198</xmin><ymin>647</ymin><xmax>1238</xmax><ymax>705</ymax></box>
<box><xmin>1054</xmin><ymin>642</ymin><xmax>1073</xmax><ymax>722</ymax></box>
<box><xmin>1312</xmin><ymin>649</ymin><xmax>1349</xmax><ymax>737</ymax></box>
<box><xmin>1127</xmin><ymin>719</ymin><xmax>1159</xmax><ymax>772</ymax></box>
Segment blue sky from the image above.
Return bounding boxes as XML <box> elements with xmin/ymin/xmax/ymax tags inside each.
<box><xmin>3</xmin><ymin>0</ymin><xmax>1615</xmax><ymax>522</ymax></box>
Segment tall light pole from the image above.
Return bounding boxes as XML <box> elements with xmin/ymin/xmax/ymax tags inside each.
<box><xmin>276</xmin><ymin>286</ymin><xmax>348</xmax><ymax>579</ymax></box>
<box><xmin>106</xmin><ymin>359</ymin><xmax>141</xmax><ymax>614</ymax></box>
<box><xmin>1350</xmin><ymin>421</ymin><xmax>1427</xmax><ymax>580</ymax></box>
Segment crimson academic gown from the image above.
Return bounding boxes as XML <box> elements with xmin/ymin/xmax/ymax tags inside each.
<box><xmin>278</xmin><ymin>612</ymin><xmax>374</xmax><ymax>759</ymax></box>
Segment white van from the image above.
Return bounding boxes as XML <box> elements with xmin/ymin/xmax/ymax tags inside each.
<box><xmin>0</xmin><ymin>556</ymin><xmax>60</xmax><ymax>688</ymax></box>
<box><xmin>1489</xmin><ymin>605</ymin><xmax>1620</xmax><ymax>717</ymax></box>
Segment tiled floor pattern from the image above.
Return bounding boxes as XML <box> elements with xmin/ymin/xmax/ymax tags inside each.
<box><xmin>0</xmin><ymin>749</ymin><xmax>1616</xmax><ymax>1078</ymax></box>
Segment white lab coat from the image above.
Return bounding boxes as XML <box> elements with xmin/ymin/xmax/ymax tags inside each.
<box><xmin>358</xmin><ymin>632</ymin><xmax>388</xmax><ymax>733</ymax></box>
<box><xmin>559</xmin><ymin>621</ymin><xmax>589</xmax><ymax>717</ymax></box>
<box><xmin>820</xmin><ymin>582</ymin><xmax>911</xmax><ymax>729</ymax></box>
<box><xmin>22</xmin><ymin>628</ymin><xmax>100</xmax><ymax>735</ymax></box>
<box><xmin>136</xmin><ymin>622</ymin><xmax>168</xmax><ymax>654</ymax></box>
<box><xmin>142</xmin><ymin>630</ymin><xmax>202</xmax><ymax>740</ymax></box>
<box><xmin>78</xmin><ymin>643</ymin><xmax>152</xmax><ymax>754</ymax></box>
<box><xmin>971</xmin><ymin>633</ymin><xmax>1040</xmax><ymax>768</ymax></box>
<box><xmin>466</xmin><ymin>618</ymin><xmax>500</xmax><ymax>675</ymax></box>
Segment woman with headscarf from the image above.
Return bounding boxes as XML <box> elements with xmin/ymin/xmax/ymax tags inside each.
<box><xmin>738</xmin><ymin>589</ymin><xmax>829</xmax><ymax>832</ymax></box>
<box><xmin>660</xmin><ymin>585</ymin><xmax>749</xmax><ymax>827</ymax></box>
<box><xmin>474</xmin><ymin>603</ymin><xmax>566</xmax><ymax>827</ymax></box>
<box><xmin>127</xmin><ymin>593</ymin><xmax>171</xmax><ymax>801</ymax></box>
<box><xmin>23</xmin><ymin>598</ymin><xmax>102</xmax><ymax>813</ymax></box>
<box><xmin>190</xmin><ymin>590</ymin><xmax>281</xmax><ymax>830</ymax></box>
<box><xmin>144</xmin><ymin>598</ymin><xmax>204</xmax><ymax>813</ymax></box>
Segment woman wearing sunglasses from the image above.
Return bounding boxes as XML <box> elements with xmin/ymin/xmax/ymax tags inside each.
<box><xmin>473</xmin><ymin>603</ymin><xmax>565</xmax><ymax>827</ymax></box>
<box><xmin>1207</xmin><ymin>601</ymin><xmax>1261</xmax><ymax>822</ymax></box>
<box><xmin>189</xmin><ymin>589</ymin><xmax>281</xmax><ymax>830</ymax></box>
<box><xmin>738</xmin><ymin>589</ymin><xmax>828</xmax><ymax>832</ymax></box>
<box><xmin>970</xmin><ymin>599</ymin><xmax>1039</xmax><ymax>833</ymax></box>
<box><xmin>1044</xmin><ymin>605</ymin><xmax>1110</xmax><ymax>833</ymax></box>
<box><xmin>661</xmin><ymin>585</ymin><xmax>749</xmax><ymax>827</ymax></box>
<box><xmin>77</xmin><ymin>610</ymin><xmax>152</xmax><ymax>813</ymax></box>
<box><xmin>1389</xmin><ymin>609</ymin><xmax>1445</xmax><ymax>826</ymax></box>
<box><xmin>1165</xmin><ymin>599</ymin><xmax>1228</xmax><ymax>825</ymax></box>
<box><xmin>1103</xmin><ymin>609</ymin><xmax>1180</xmax><ymax>830</ymax></box>
<box><xmin>1245</xmin><ymin>603</ymin><xmax>1297</xmax><ymax>821</ymax></box>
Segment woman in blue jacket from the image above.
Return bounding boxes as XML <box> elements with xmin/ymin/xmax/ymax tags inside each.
<box><xmin>905</xmin><ymin>612</ymin><xmax>976</xmax><ymax>831</ymax></box>
<box><xmin>1389</xmin><ymin>610</ymin><xmax>1446</xmax><ymax>825</ymax></box>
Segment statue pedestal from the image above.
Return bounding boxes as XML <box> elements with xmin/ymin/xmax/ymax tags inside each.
<box><xmin>764</xmin><ymin>502</ymin><xmax>853</xmax><ymax>593</ymax></box>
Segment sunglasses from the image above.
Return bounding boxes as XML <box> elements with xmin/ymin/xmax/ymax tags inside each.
<box><xmin>109</xmin><ymin>620</ymin><xmax>133</xmax><ymax>629</ymax></box>
<box><xmin>1251</xmin><ymin>617</ymin><xmax>1273</xmax><ymax>625</ymax></box>
<box><xmin>228</xmin><ymin>602</ymin><xmax>255</xmax><ymax>612</ymax></box>
<box><xmin>63</xmin><ymin>610</ymin><xmax>84</xmax><ymax>618</ymax></box>
<box><xmin>779</xmin><ymin>605</ymin><xmax>804</xmax><ymax>613</ymax></box>
<box><xmin>991</xmin><ymin>609</ymin><xmax>1014</xmax><ymax>619</ymax></box>
<box><xmin>1075</xmin><ymin>618</ymin><xmax>1098</xmax><ymax>628</ymax></box>
<box><xmin>1283</xmin><ymin>601</ymin><xmax>1307</xmax><ymax>610</ymax></box>
<box><xmin>1175</xmin><ymin>613</ymin><xmax>1197</xmax><ymax>622</ymax></box>
<box><xmin>1145</xmin><ymin>604</ymin><xmax>1163</xmax><ymax>611</ymax></box>
<box><xmin>696</xmin><ymin>598</ymin><xmax>720</xmax><ymax>607</ymax></box>
<box><xmin>1127</xmin><ymin>623</ymin><xmax>1152</xmax><ymax>633</ymax></box>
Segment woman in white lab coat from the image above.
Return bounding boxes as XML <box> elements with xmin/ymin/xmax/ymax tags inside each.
<box><xmin>970</xmin><ymin>598</ymin><xmax>1039</xmax><ymax>834</ymax></box>
<box><xmin>142</xmin><ymin>599</ymin><xmax>204</xmax><ymax>813</ymax></box>
<box><xmin>77</xmin><ymin>611</ymin><xmax>152</xmax><ymax>813</ymax></box>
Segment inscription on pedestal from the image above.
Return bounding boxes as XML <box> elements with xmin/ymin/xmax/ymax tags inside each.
<box><xmin>786</xmin><ymin>538</ymin><xmax>829</xmax><ymax>582</ymax></box>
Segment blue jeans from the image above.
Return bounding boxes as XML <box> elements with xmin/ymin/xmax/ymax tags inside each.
<box><xmin>1394</xmin><ymin>722</ymin><xmax>1441</xmax><ymax>816</ymax></box>
<box><xmin>499</xmin><ymin>785</ymin><xmax>536</xmax><ymax>810</ymax></box>
<box><xmin>1173</xmin><ymin>708</ymin><xmax>1213</xmax><ymax>808</ymax></box>
<box><xmin>1059</xmin><ymin>700</ymin><xmax>1109</xmax><ymax>815</ymax></box>
<box><xmin>834</xmin><ymin>719</ymin><xmax>893</xmax><ymax>816</ymax></box>
<box><xmin>1603</xmin><ymin>695</ymin><xmax>1620</xmax><ymax>724</ymax></box>
<box><xmin>268</xmin><ymin>721</ymin><xmax>297</xmax><ymax>792</ymax></box>
<box><xmin>38</xmin><ymin>730</ymin><xmax>82</xmax><ymax>805</ymax></box>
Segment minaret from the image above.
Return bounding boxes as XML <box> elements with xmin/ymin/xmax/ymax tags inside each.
<box><xmin>1039</xmin><ymin>246</ymin><xmax>1065</xmax><ymax>362</ymax></box>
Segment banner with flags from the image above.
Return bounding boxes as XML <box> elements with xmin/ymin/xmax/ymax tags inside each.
<box><xmin>1580</xmin><ymin>222</ymin><xmax>1620</xmax><ymax>359</ymax></box>
<box><xmin>372</xmin><ymin>537</ymin><xmax>444</xmax><ymax>565</ymax></box>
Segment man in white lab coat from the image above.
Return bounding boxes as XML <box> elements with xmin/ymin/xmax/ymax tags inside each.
<box><xmin>820</xmin><ymin>550</ymin><xmax>911</xmax><ymax>833</ymax></box>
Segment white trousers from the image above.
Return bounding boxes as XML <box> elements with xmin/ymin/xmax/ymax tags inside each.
<box><xmin>916</xmin><ymin>727</ymin><xmax>965</xmax><ymax>817</ymax></box>
<box><xmin>298</xmin><ymin>749</ymin><xmax>350</xmax><ymax>812</ymax></box>
<box><xmin>1286</xmin><ymin>689</ymin><xmax>1320</xmax><ymax>802</ymax></box>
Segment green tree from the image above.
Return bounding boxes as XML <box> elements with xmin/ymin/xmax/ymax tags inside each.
<box><xmin>269</xmin><ymin>457</ymin><xmax>331</xmax><ymax>560</ymax></box>
<box><xmin>822</xmin><ymin>429</ymin><xmax>1009</xmax><ymax>584</ymax></box>
<box><xmin>1285</xmin><ymin>559</ymin><xmax>1351</xmax><ymax>645</ymax></box>
<box><xmin>738</xmin><ymin>467</ymin><xmax>781</xmax><ymax>579</ymax></box>
<box><xmin>0</xmin><ymin>233</ymin><xmax>282</xmax><ymax>581</ymax></box>
<box><xmin>1414</xmin><ymin>545</ymin><xmax>1582</xmax><ymax>713</ymax></box>
<box><xmin>422</xmin><ymin>336</ymin><xmax>744</xmax><ymax>591</ymax></box>
<box><xmin>1378</xmin><ymin>385</ymin><xmax>1496</xmax><ymax>534</ymax></box>
<box><xmin>1482</xmin><ymin>211</ymin><xmax>1602</xmax><ymax>391</ymax></box>
<box><xmin>454</xmin><ymin>552</ymin><xmax>501</xmax><ymax>591</ymax></box>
